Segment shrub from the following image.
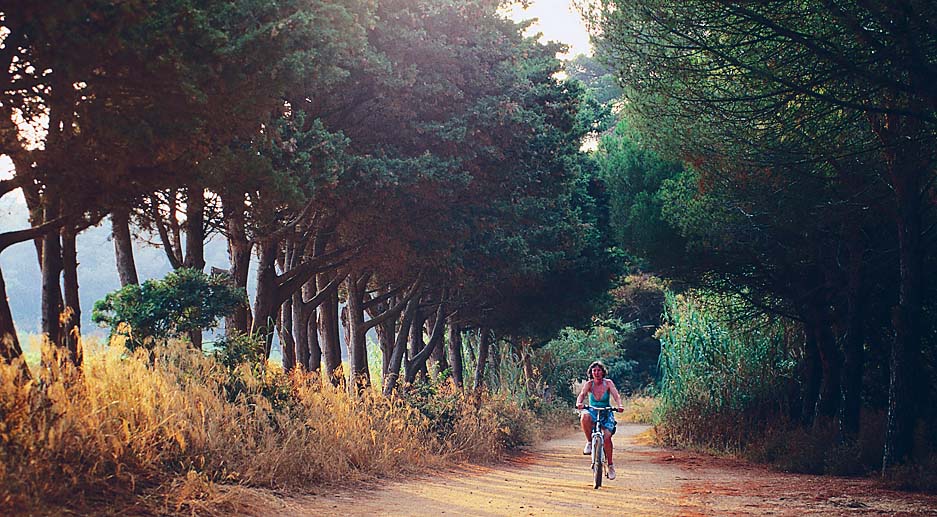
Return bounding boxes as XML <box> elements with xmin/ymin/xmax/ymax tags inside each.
<box><xmin>92</xmin><ymin>268</ymin><xmax>247</xmax><ymax>350</ymax></box>
<box><xmin>654</xmin><ymin>291</ymin><xmax>796</xmax><ymax>451</ymax></box>
<box><xmin>536</xmin><ymin>321</ymin><xmax>631</xmax><ymax>402</ymax></box>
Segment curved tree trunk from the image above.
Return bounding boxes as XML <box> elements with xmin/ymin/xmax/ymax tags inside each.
<box><xmin>382</xmin><ymin>296</ymin><xmax>419</xmax><ymax>396</ymax></box>
<box><xmin>0</xmin><ymin>267</ymin><xmax>30</xmax><ymax>379</ymax></box>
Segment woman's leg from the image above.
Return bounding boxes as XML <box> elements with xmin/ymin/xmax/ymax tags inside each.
<box><xmin>580</xmin><ymin>412</ymin><xmax>594</xmax><ymax>440</ymax></box>
<box><xmin>603</xmin><ymin>428</ymin><xmax>613</xmax><ymax>464</ymax></box>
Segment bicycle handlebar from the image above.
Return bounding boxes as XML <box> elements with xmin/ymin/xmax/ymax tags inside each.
<box><xmin>580</xmin><ymin>405</ymin><xmax>624</xmax><ymax>412</ymax></box>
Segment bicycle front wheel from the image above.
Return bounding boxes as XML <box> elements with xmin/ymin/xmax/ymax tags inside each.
<box><xmin>592</xmin><ymin>434</ymin><xmax>604</xmax><ymax>489</ymax></box>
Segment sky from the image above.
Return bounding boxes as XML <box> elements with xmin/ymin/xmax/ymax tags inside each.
<box><xmin>505</xmin><ymin>0</ymin><xmax>593</xmax><ymax>59</ymax></box>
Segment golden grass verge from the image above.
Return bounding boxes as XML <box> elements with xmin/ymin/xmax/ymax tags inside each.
<box><xmin>1</xmin><ymin>340</ymin><xmax>540</xmax><ymax>514</ymax></box>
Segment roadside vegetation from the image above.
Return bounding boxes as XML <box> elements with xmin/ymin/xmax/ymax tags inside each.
<box><xmin>0</xmin><ymin>337</ymin><xmax>558</xmax><ymax>514</ymax></box>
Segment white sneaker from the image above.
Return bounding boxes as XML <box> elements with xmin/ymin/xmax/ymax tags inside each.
<box><xmin>583</xmin><ymin>441</ymin><xmax>592</xmax><ymax>455</ymax></box>
<box><xmin>607</xmin><ymin>464</ymin><xmax>616</xmax><ymax>480</ymax></box>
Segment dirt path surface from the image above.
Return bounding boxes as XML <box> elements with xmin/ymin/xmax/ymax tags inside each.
<box><xmin>283</xmin><ymin>424</ymin><xmax>937</xmax><ymax>516</ymax></box>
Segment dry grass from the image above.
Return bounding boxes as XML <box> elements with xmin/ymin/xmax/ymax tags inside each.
<box><xmin>0</xmin><ymin>339</ymin><xmax>539</xmax><ymax>515</ymax></box>
<box><xmin>620</xmin><ymin>395</ymin><xmax>658</xmax><ymax>424</ymax></box>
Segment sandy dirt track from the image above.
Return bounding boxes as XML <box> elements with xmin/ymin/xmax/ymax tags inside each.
<box><xmin>277</xmin><ymin>424</ymin><xmax>937</xmax><ymax>516</ymax></box>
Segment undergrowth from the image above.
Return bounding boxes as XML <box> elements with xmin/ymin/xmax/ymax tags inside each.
<box><xmin>0</xmin><ymin>340</ymin><xmax>542</xmax><ymax>514</ymax></box>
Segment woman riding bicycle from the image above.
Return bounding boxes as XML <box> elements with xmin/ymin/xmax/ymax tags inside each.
<box><xmin>575</xmin><ymin>361</ymin><xmax>623</xmax><ymax>480</ymax></box>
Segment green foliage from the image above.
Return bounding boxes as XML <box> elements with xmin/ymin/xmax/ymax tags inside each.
<box><xmin>209</xmin><ymin>331</ymin><xmax>266</xmax><ymax>370</ymax></box>
<box><xmin>655</xmin><ymin>291</ymin><xmax>796</xmax><ymax>450</ymax></box>
<box><xmin>92</xmin><ymin>269</ymin><xmax>246</xmax><ymax>350</ymax></box>
<box><xmin>401</xmin><ymin>378</ymin><xmax>537</xmax><ymax>454</ymax></box>
<box><xmin>536</xmin><ymin>321</ymin><xmax>632</xmax><ymax>402</ymax></box>
<box><xmin>594</xmin><ymin>119</ymin><xmax>686</xmax><ymax>270</ymax></box>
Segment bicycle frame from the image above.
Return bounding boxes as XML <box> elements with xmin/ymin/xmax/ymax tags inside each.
<box><xmin>586</xmin><ymin>406</ymin><xmax>613</xmax><ymax>489</ymax></box>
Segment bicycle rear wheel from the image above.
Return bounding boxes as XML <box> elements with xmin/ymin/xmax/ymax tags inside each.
<box><xmin>592</xmin><ymin>434</ymin><xmax>603</xmax><ymax>489</ymax></box>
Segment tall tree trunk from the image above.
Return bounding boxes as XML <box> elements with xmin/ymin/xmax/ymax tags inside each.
<box><xmin>447</xmin><ymin>321</ymin><xmax>463</xmax><ymax>388</ymax></box>
<box><xmin>0</xmin><ymin>267</ymin><xmax>30</xmax><ymax>379</ymax></box>
<box><xmin>183</xmin><ymin>185</ymin><xmax>205</xmax><ymax>271</ymax></box>
<box><xmin>278</xmin><ymin>296</ymin><xmax>296</xmax><ymax>371</ymax></box>
<box><xmin>839</xmin><ymin>228</ymin><xmax>865</xmax><ymax>441</ymax></box>
<box><xmin>883</xmin><ymin>167</ymin><xmax>924</xmax><ymax>471</ymax></box>
<box><xmin>815</xmin><ymin>310</ymin><xmax>841</xmax><ymax>421</ymax></box>
<box><xmin>21</xmin><ymin>181</ymin><xmax>43</xmax><ymax>265</ymax></box>
<box><xmin>878</xmin><ymin>113</ymin><xmax>926</xmax><ymax>471</ymax></box>
<box><xmin>307</xmin><ymin>302</ymin><xmax>321</xmax><ymax>373</ymax></box>
<box><xmin>252</xmin><ymin>240</ymin><xmax>279</xmax><ymax>357</ymax></box>
<box><xmin>223</xmin><ymin>194</ymin><xmax>252</xmax><ymax>334</ymax></box>
<box><xmin>184</xmin><ymin>185</ymin><xmax>205</xmax><ymax>349</ymax></box>
<box><xmin>61</xmin><ymin>226</ymin><xmax>82</xmax><ymax>366</ymax></box>
<box><xmin>319</xmin><ymin>281</ymin><xmax>343</xmax><ymax>385</ymax></box>
<box><xmin>405</xmin><ymin>307</ymin><xmax>427</xmax><ymax>382</ymax></box>
<box><xmin>801</xmin><ymin>319</ymin><xmax>822</xmax><ymax>427</ymax></box>
<box><xmin>489</xmin><ymin>338</ymin><xmax>502</xmax><ymax>390</ymax></box>
<box><xmin>382</xmin><ymin>296</ymin><xmax>419</xmax><ymax>396</ymax></box>
<box><xmin>40</xmin><ymin>202</ymin><xmax>64</xmax><ymax>348</ymax></box>
<box><xmin>345</xmin><ymin>273</ymin><xmax>370</xmax><ymax>389</ymax></box>
<box><xmin>473</xmin><ymin>329</ymin><xmax>492</xmax><ymax>394</ymax></box>
<box><xmin>404</xmin><ymin>300</ymin><xmax>446</xmax><ymax>384</ymax></box>
<box><xmin>111</xmin><ymin>207</ymin><xmax>138</xmax><ymax>287</ymax></box>
<box><xmin>428</xmin><ymin>313</ymin><xmax>449</xmax><ymax>378</ymax></box>
<box><xmin>293</xmin><ymin>288</ymin><xmax>311</xmax><ymax>371</ymax></box>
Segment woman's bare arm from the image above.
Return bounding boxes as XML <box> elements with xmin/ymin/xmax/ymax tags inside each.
<box><xmin>576</xmin><ymin>380</ymin><xmax>592</xmax><ymax>408</ymax></box>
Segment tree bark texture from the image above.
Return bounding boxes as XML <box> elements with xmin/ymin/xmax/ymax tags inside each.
<box><xmin>319</xmin><ymin>283</ymin><xmax>343</xmax><ymax>385</ymax></box>
<box><xmin>404</xmin><ymin>300</ymin><xmax>446</xmax><ymax>384</ymax></box>
<box><xmin>40</xmin><ymin>202</ymin><xmax>64</xmax><ymax>347</ymax></box>
<box><xmin>252</xmin><ymin>239</ymin><xmax>279</xmax><ymax>357</ymax></box>
<box><xmin>278</xmin><ymin>296</ymin><xmax>296</xmax><ymax>371</ymax></box>
<box><xmin>345</xmin><ymin>273</ymin><xmax>370</xmax><ymax>389</ymax></box>
<box><xmin>878</xmin><ymin>113</ymin><xmax>926</xmax><ymax>471</ymax></box>
<box><xmin>447</xmin><ymin>322</ymin><xmax>464</xmax><ymax>388</ymax></box>
<box><xmin>815</xmin><ymin>310</ymin><xmax>841</xmax><ymax>421</ymax></box>
<box><xmin>0</xmin><ymin>267</ymin><xmax>30</xmax><ymax>378</ymax></box>
<box><xmin>801</xmin><ymin>320</ymin><xmax>822</xmax><ymax>427</ymax></box>
<box><xmin>111</xmin><ymin>207</ymin><xmax>139</xmax><ymax>287</ymax></box>
<box><xmin>883</xmin><ymin>165</ymin><xmax>924</xmax><ymax>470</ymax></box>
<box><xmin>473</xmin><ymin>329</ymin><xmax>492</xmax><ymax>393</ymax></box>
<box><xmin>382</xmin><ymin>296</ymin><xmax>419</xmax><ymax>396</ymax></box>
<box><xmin>61</xmin><ymin>226</ymin><xmax>82</xmax><ymax>366</ymax></box>
<box><xmin>223</xmin><ymin>194</ymin><xmax>252</xmax><ymax>334</ymax></box>
<box><xmin>183</xmin><ymin>185</ymin><xmax>205</xmax><ymax>271</ymax></box>
<box><xmin>839</xmin><ymin>228</ymin><xmax>865</xmax><ymax>441</ymax></box>
<box><xmin>429</xmin><ymin>314</ymin><xmax>449</xmax><ymax>378</ymax></box>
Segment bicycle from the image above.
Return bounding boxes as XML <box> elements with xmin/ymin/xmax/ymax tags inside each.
<box><xmin>584</xmin><ymin>405</ymin><xmax>621</xmax><ymax>489</ymax></box>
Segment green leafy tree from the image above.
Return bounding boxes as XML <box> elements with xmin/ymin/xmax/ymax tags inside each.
<box><xmin>92</xmin><ymin>269</ymin><xmax>246</xmax><ymax>351</ymax></box>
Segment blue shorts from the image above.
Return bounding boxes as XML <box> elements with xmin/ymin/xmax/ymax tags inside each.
<box><xmin>585</xmin><ymin>407</ymin><xmax>617</xmax><ymax>435</ymax></box>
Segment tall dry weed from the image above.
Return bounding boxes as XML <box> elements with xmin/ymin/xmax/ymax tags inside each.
<box><xmin>1</xmin><ymin>340</ymin><xmax>535</xmax><ymax>514</ymax></box>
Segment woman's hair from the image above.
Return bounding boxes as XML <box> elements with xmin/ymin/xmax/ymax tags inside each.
<box><xmin>586</xmin><ymin>361</ymin><xmax>608</xmax><ymax>380</ymax></box>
